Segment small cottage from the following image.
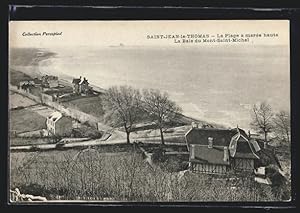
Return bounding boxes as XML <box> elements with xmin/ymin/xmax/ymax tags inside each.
<box><xmin>185</xmin><ymin>126</ymin><xmax>260</xmax><ymax>174</ymax></box>
<box><xmin>72</xmin><ymin>76</ymin><xmax>91</xmax><ymax>95</ymax></box>
<box><xmin>46</xmin><ymin>111</ymin><xmax>72</xmax><ymax>136</ymax></box>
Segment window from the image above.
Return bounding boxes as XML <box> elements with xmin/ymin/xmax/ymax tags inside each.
<box><xmin>208</xmin><ymin>137</ymin><xmax>213</xmax><ymax>148</ymax></box>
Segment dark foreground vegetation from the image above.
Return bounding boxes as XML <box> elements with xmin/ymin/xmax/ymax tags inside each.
<box><xmin>11</xmin><ymin>148</ymin><xmax>286</xmax><ymax>202</ymax></box>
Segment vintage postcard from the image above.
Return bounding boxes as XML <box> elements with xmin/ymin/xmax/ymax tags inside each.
<box><xmin>8</xmin><ymin>20</ymin><xmax>291</xmax><ymax>203</ymax></box>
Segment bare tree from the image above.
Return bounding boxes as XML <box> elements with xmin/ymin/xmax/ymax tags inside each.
<box><xmin>102</xmin><ymin>86</ymin><xmax>143</xmax><ymax>144</ymax></box>
<box><xmin>143</xmin><ymin>89</ymin><xmax>182</xmax><ymax>145</ymax></box>
<box><xmin>251</xmin><ymin>102</ymin><xmax>274</xmax><ymax>142</ymax></box>
<box><xmin>273</xmin><ymin>110</ymin><xmax>291</xmax><ymax>143</ymax></box>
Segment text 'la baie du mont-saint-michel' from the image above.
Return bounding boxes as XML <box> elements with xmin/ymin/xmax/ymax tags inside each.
<box><xmin>146</xmin><ymin>33</ymin><xmax>279</xmax><ymax>44</ymax></box>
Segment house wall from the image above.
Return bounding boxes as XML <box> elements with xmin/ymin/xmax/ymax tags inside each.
<box><xmin>41</xmin><ymin>93</ymin><xmax>53</xmax><ymax>102</ymax></box>
<box><xmin>73</xmin><ymin>84</ymin><xmax>79</xmax><ymax>93</ymax></box>
<box><xmin>233</xmin><ymin>158</ymin><xmax>254</xmax><ymax>171</ymax></box>
<box><xmin>80</xmin><ymin>83</ymin><xmax>89</xmax><ymax>93</ymax></box>
<box><xmin>46</xmin><ymin>118</ymin><xmax>55</xmax><ymax>135</ymax></box>
<box><xmin>191</xmin><ymin>163</ymin><xmax>228</xmax><ymax>174</ymax></box>
<box><xmin>55</xmin><ymin>117</ymin><xmax>73</xmax><ymax>136</ymax></box>
<box><xmin>48</xmin><ymin>80</ymin><xmax>59</xmax><ymax>88</ymax></box>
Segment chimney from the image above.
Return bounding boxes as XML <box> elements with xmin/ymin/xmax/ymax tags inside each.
<box><xmin>208</xmin><ymin>137</ymin><xmax>213</xmax><ymax>148</ymax></box>
<box><xmin>248</xmin><ymin>130</ymin><xmax>251</xmax><ymax>138</ymax></box>
<box><xmin>223</xmin><ymin>146</ymin><xmax>229</xmax><ymax>162</ymax></box>
<box><xmin>79</xmin><ymin>76</ymin><xmax>82</xmax><ymax>79</ymax></box>
<box><xmin>190</xmin><ymin>144</ymin><xmax>195</xmax><ymax>159</ymax></box>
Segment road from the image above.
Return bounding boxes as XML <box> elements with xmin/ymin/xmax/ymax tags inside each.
<box><xmin>10</xmin><ymin>134</ymin><xmax>187</xmax><ymax>152</ymax></box>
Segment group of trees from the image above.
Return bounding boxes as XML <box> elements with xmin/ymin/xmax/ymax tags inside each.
<box><xmin>250</xmin><ymin>101</ymin><xmax>290</xmax><ymax>144</ymax></box>
<box><xmin>102</xmin><ymin>86</ymin><xmax>182</xmax><ymax>145</ymax></box>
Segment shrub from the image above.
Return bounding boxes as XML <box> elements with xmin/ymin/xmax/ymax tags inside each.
<box><xmin>10</xmin><ymin>150</ymin><xmax>281</xmax><ymax>202</ymax></box>
<box><xmin>71</xmin><ymin>126</ymin><xmax>102</xmax><ymax>139</ymax></box>
<box><xmin>151</xmin><ymin>148</ymin><xmax>167</xmax><ymax>164</ymax></box>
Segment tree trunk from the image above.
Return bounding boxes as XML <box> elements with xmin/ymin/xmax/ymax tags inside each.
<box><xmin>126</xmin><ymin>131</ymin><xmax>130</xmax><ymax>144</ymax></box>
<box><xmin>159</xmin><ymin>127</ymin><xmax>165</xmax><ymax>145</ymax></box>
<box><xmin>264</xmin><ymin>132</ymin><xmax>267</xmax><ymax>143</ymax></box>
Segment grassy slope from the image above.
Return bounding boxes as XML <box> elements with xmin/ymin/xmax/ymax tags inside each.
<box><xmin>62</xmin><ymin>95</ymin><xmax>105</xmax><ymax>120</ymax></box>
<box><xmin>10</xmin><ymin>109</ymin><xmax>46</xmax><ymax>133</ymax></box>
<box><xmin>10</xmin><ymin>92</ymin><xmax>37</xmax><ymax>109</ymax></box>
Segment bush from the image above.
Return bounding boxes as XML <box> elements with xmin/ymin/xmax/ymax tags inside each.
<box><xmin>11</xmin><ymin>150</ymin><xmax>280</xmax><ymax>202</ymax></box>
<box><xmin>151</xmin><ymin>148</ymin><xmax>167</xmax><ymax>164</ymax></box>
<box><xmin>18</xmin><ymin>183</ymin><xmax>51</xmax><ymax>198</ymax></box>
<box><xmin>71</xmin><ymin>126</ymin><xmax>102</xmax><ymax>139</ymax></box>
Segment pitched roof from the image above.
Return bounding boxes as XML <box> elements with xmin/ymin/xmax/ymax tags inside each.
<box><xmin>33</xmin><ymin>78</ymin><xmax>42</xmax><ymax>84</ymax></box>
<box><xmin>185</xmin><ymin>128</ymin><xmax>245</xmax><ymax>147</ymax></box>
<box><xmin>186</xmin><ymin>127</ymin><xmax>259</xmax><ymax>159</ymax></box>
<box><xmin>48</xmin><ymin>111</ymin><xmax>62</xmax><ymax>123</ymax></box>
<box><xmin>79</xmin><ymin>78</ymin><xmax>88</xmax><ymax>85</ymax></box>
<box><xmin>72</xmin><ymin>78</ymin><xmax>81</xmax><ymax>84</ymax></box>
<box><xmin>249</xmin><ymin>139</ymin><xmax>261</xmax><ymax>152</ymax></box>
<box><xmin>191</xmin><ymin>145</ymin><xmax>230</xmax><ymax>166</ymax></box>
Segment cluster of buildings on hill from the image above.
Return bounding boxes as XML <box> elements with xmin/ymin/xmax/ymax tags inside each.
<box><xmin>18</xmin><ymin>75</ymin><xmax>59</xmax><ymax>91</ymax></box>
<box><xmin>17</xmin><ymin>75</ymin><xmax>94</xmax><ymax>137</ymax></box>
<box><xmin>18</xmin><ymin>75</ymin><xmax>93</xmax><ymax>96</ymax></box>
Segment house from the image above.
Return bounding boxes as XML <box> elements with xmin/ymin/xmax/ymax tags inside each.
<box><xmin>72</xmin><ymin>76</ymin><xmax>91</xmax><ymax>95</ymax></box>
<box><xmin>41</xmin><ymin>75</ymin><xmax>59</xmax><ymax>88</ymax></box>
<box><xmin>185</xmin><ymin>126</ymin><xmax>260</xmax><ymax>175</ymax></box>
<box><xmin>46</xmin><ymin>111</ymin><xmax>72</xmax><ymax>136</ymax></box>
<box><xmin>19</xmin><ymin>80</ymin><xmax>35</xmax><ymax>88</ymax></box>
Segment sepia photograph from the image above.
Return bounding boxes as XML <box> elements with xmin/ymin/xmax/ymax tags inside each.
<box><xmin>8</xmin><ymin>20</ymin><xmax>291</xmax><ymax>203</ymax></box>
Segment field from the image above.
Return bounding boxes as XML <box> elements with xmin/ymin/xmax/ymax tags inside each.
<box><xmin>10</xmin><ymin>92</ymin><xmax>37</xmax><ymax>109</ymax></box>
<box><xmin>10</xmin><ymin>108</ymin><xmax>46</xmax><ymax>133</ymax></box>
<box><xmin>62</xmin><ymin>95</ymin><xmax>105</xmax><ymax>119</ymax></box>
